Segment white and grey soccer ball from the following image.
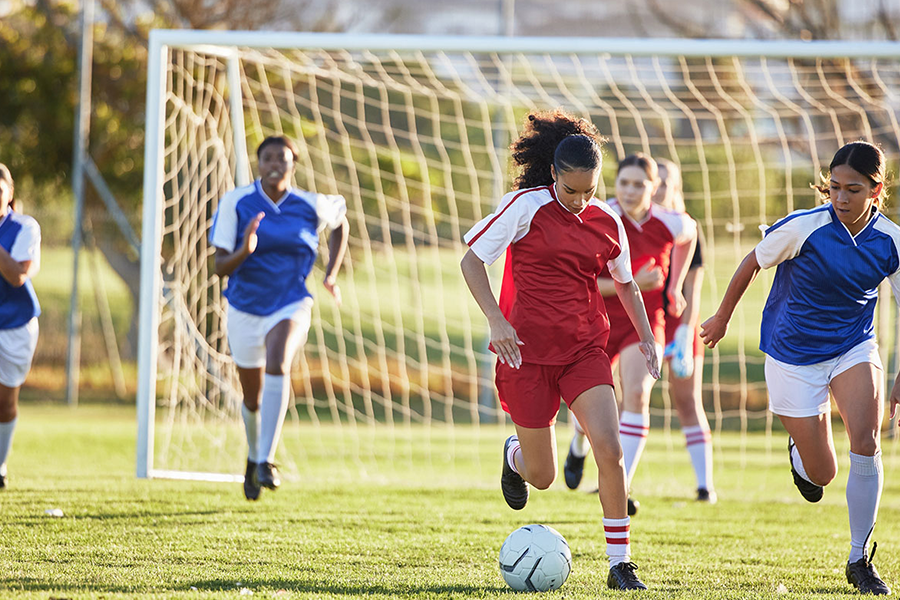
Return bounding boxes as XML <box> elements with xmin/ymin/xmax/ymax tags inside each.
<box><xmin>498</xmin><ymin>524</ymin><xmax>572</xmax><ymax>592</ymax></box>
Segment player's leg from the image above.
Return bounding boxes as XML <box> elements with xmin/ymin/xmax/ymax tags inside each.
<box><xmin>563</xmin><ymin>412</ymin><xmax>589</xmax><ymax>490</ymax></box>
<box><xmin>617</xmin><ymin>343</ymin><xmax>656</xmax><ymax>489</ymax></box>
<box><xmin>831</xmin><ymin>357</ymin><xmax>890</xmax><ymax>595</ymax></box>
<box><xmin>0</xmin><ymin>318</ymin><xmax>38</xmax><ymax>489</ymax></box>
<box><xmin>0</xmin><ymin>383</ymin><xmax>19</xmax><ymax>489</ymax></box>
<box><xmin>670</xmin><ymin>352</ymin><xmax>715</xmax><ymax>502</ymax></box>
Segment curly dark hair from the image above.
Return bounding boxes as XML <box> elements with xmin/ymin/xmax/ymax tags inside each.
<box><xmin>511</xmin><ymin>109</ymin><xmax>604</xmax><ymax>191</ymax></box>
<box><xmin>813</xmin><ymin>140</ymin><xmax>890</xmax><ymax>208</ymax></box>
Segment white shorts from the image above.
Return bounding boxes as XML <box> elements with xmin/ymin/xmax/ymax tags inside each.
<box><xmin>0</xmin><ymin>318</ymin><xmax>39</xmax><ymax>387</ymax></box>
<box><xmin>226</xmin><ymin>298</ymin><xmax>314</xmax><ymax>369</ymax></box>
<box><xmin>765</xmin><ymin>338</ymin><xmax>882</xmax><ymax>418</ymax></box>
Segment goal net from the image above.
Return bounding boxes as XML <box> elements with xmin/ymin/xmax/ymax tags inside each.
<box><xmin>139</xmin><ymin>32</ymin><xmax>900</xmax><ymax>483</ymax></box>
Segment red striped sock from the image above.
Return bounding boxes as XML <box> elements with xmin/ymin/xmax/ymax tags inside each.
<box><xmin>603</xmin><ymin>516</ymin><xmax>631</xmax><ymax>566</ymax></box>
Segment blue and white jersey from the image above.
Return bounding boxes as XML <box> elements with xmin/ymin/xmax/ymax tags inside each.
<box><xmin>0</xmin><ymin>210</ymin><xmax>41</xmax><ymax>329</ymax></box>
<box><xmin>756</xmin><ymin>203</ymin><xmax>900</xmax><ymax>365</ymax></box>
<box><xmin>209</xmin><ymin>179</ymin><xmax>347</xmax><ymax>316</ymax></box>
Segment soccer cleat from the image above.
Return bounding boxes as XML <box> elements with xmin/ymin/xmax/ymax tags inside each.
<box><xmin>627</xmin><ymin>497</ymin><xmax>640</xmax><ymax>516</ymax></box>
<box><xmin>0</xmin><ymin>474</ymin><xmax>5</xmax><ymax>489</ymax></box>
<box><xmin>696</xmin><ymin>488</ymin><xmax>717</xmax><ymax>504</ymax></box>
<box><xmin>607</xmin><ymin>561</ymin><xmax>648</xmax><ymax>590</ymax></box>
<box><xmin>788</xmin><ymin>438</ymin><xmax>823</xmax><ymax>503</ymax></box>
<box><xmin>256</xmin><ymin>462</ymin><xmax>281</xmax><ymax>490</ymax></box>
<box><xmin>243</xmin><ymin>459</ymin><xmax>261</xmax><ymax>501</ymax></box>
<box><xmin>846</xmin><ymin>543</ymin><xmax>891</xmax><ymax>595</ymax></box>
<box><xmin>563</xmin><ymin>448</ymin><xmax>585</xmax><ymax>490</ymax></box>
<box><xmin>501</xmin><ymin>436</ymin><xmax>529</xmax><ymax>510</ymax></box>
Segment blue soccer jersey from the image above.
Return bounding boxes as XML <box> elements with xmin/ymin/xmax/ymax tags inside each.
<box><xmin>209</xmin><ymin>180</ymin><xmax>347</xmax><ymax>316</ymax></box>
<box><xmin>755</xmin><ymin>203</ymin><xmax>900</xmax><ymax>365</ymax></box>
<box><xmin>0</xmin><ymin>210</ymin><xmax>41</xmax><ymax>329</ymax></box>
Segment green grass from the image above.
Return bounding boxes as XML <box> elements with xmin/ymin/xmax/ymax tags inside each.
<box><xmin>3</xmin><ymin>404</ymin><xmax>900</xmax><ymax>598</ymax></box>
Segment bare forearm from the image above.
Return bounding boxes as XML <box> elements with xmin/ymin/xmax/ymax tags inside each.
<box><xmin>0</xmin><ymin>247</ymin><xmax>32</xmax><ymax>287</ymax></box>
<box><xmin>667</xmin><ymin>237</ymin><xmax>696</xmax><ymax>299</ymax></box>
<box><xmin>460</xmin><ymin>249</ymin><xmax>504</xmax><ymax>322</ymax></box>
<box><xmin>681</xmin><ymin>267</ymin><xmax>703</xmax><ymax>328</ymax></box>
<box><xmin>214</xmin><ymin>247</ymin><xmax>251</xmax><ymax>278</ymax></box>
<box><xmin>324</xmin><ymin>217</ymin><xmax>349</xmax><ymax>280</ymax></box>
<box><xmin>597</xmin><ymin>277</ymin><xmax>617</xmax><ymax>297</ymax></box>
<box><xmin>614</xmin><ymin>279</ymin><xmax>655</xmax><ymax>343</ymax></box>
<box><xmin>713</xmin><ymin>250</ymin><xmax>760</xmax><ymax>321</ymax></box>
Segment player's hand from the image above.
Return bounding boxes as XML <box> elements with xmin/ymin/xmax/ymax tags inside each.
<box><xmin>699</xmin><ymin>313</ymin><xmax>729</xmax><ymax>349</ymax></box>
<box><xmin>242</xmin><ymin>212</ymin><xmax>264</xmax><ymax>255</ymax></box>
<box><xmin>323</xmin><ymin>274</ymin><xmax>342</xmax><ymax>307</ymax></box>
<box><xmin>665</xmin><ymin>286</ymin><xmax>686</xmax><ymax>318</ymax></box>
<box><xmin>639</xmin><ymin>339</ymin><xmax>661</xmax><ymax>379</ymax></box>
<box><xmin>488</xmin><ymin>315</ymin><xmax>524</xmax><ymax>369</ymax></box>
<box><xmin>889</xmin><ymin>374</ymin><xmax>900</xmax><ymax>425</ymax></box>
<box><xmin>634</xmin><ymin>259</ymin><xmax>664</xmax><ymax>291</ymax></box>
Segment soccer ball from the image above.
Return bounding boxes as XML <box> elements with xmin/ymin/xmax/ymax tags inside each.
<box><xmin>498</xmin><ymin>524</ymin><xmax>572</xmax><ymax>592</ymax></box>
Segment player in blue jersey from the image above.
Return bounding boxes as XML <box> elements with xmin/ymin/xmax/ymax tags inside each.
<box><xmin>0</xmin><ymin>164</ymin><xmax>41</xmax><ymax>490</ymax></box>
<box><xmin>210</xmin><ymin>136</ymin><xmax>349</xmax><ymax>501</ymax></box>
<box><xmin>701</xmin><ymin>141</ymin><xmax>899</xmax><ymax>595</ymax></box>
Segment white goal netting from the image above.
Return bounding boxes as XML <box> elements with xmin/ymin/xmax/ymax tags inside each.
<box><xmin>139</xmin><ymin>33</ymin><xmax>900</xmax><ymax>483</ymax></box>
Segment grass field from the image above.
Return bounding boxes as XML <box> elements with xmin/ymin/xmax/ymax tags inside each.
<box><xmin>3</xmin><ymin>404</ymin><xmax>900</xmax><ymax>599</ymax></box>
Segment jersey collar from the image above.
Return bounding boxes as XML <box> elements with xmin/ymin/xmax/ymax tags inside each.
<box><xmin>255</xmin><ymin>179</ymin><xmax>291</xmax><ymax>211</ymax></box>
<box><xmin>609</xmin><ymin>198</ymin><xmax>652</xmax><ymax>231</ymax></box>
<box><xmin>548</xmin><ymin>183</ymin><xmax>588</xmax><ymax>221</ymax></box>
<box><xmin>829</xmin><ymin>202</ymin><xmax>878</xmax><ymax>246</ymax></box>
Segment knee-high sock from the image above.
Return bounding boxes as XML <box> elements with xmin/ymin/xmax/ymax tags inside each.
<box><xmin>619</xmin><ymin>411</ymin><xmax>649</xmax><ymax>488</ymax></box>
<box><xmin>569</xmin><ymin>414</ymin><xmax>589</xmax><ymax>458</ymax></box>
<box><xmin>847</xmin><ymin>451</ymin><xmax>883</xmax><ymax>563</ymax></box>
<box><xmin>790</xmin><ymin>442</ymin><xmax>812</xmax><ymax>483</ymax></box>
<box><xmin>241</xmin><ymin>405</ymin><xmax>261</xmax><ymax>462</ymax></box>
<box><xmin>258</xmin><ymin>374</ymin><xmax>290</xmax><ymax>464</ymax></box>
<box><xmin>0</xmin><ymin>418</ymin><xmax>16</xmax><ymax>476</ymax></box>
<box><xmin>683</xmin><ymin>425</ymin><xmax>713</xmax><ymax>490</ymax></box>
<box><xmin>603</xmin><ymin>516</ymin><xmax>631</xmax><ymax>567</ymax></box>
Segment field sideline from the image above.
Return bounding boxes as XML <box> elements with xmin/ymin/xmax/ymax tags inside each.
<box><xmin>2</xmin><ymin>405</ymin><xmax>900</xmax><ymax>599</ymax></box>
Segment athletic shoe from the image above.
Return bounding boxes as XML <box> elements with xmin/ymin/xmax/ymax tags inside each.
<box><xmin>501</xmin><ymin>436</ymin><xmax>528</xmax><ymax>510</ymax></box>
<box><xmin>0</xmin><ymin>473</ymin><xmax>6</xmax><ymax>489</ymax></box>
<box><xmin>846</xmin><ymin>542</ymin><xmax>891</xmax><ymax>595</ymax></box>
<box><xmin>788</xmin><ymin>438</ymin><xmax>823</xmax><ymax>503</ymax></box>
<box><xmin>607</xmin><ymin>561</ymin><xmax>648</xmax><ymax>590</ymax></box>
<box><xmin>243</xmin><ymin>459</ymin><xmax>261</xmax><ymax>501</ymax></box>
<box><xmin>696</xmin><ymin>488</ymin><xmax>717</xmax><ymax>504</ymax></box>
<box><xmin>563</xmin><ymin>448</ymin><xmax>585</xmax><ymax>490</ymax></box>
<box><xmin>256</xmin><ymin>462</ymin><xmax>281</xmax><ymax>490</ymax></box>
<box><xmin>627</xmin><ymin>497</ymin><xmax>640</xmax><ymax>516</ymax></box>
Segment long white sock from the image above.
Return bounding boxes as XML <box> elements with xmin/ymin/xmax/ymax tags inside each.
<box><xmin>0</xmin><ymin>418</ymin><xmax>17</xmax><ymax>476</ymax></box>
<box><xmin>790</xmin><ymin>441</ymin><xmax>812</xmax><ymax>483</ymax></box>
<box><xmin>683</xmin><ymin>425</ymin><xmax>713</xmax><ymax>490</ymax></box>
<box><xmin>603</xmin><ymin>516</ymin><xmax>631</xmax><ymax>566</ymax></box>
<box><xmin>506</xmin><ymin>435</ymin><xmax>522</xmax><ymax>476</ymax></box>
<box><xmin>258</xmin><ymin>374</ymin><xmax>290</xmax><ymax>464</ymax></box>
<box><xmin>619</xmin><ymin>411</ymin><xmax>649</xmax><ymax>487</ymax></box>
<box><xmin>241</xmin><ymin>405</ymin><xmax>261</xmax><ymax>462</ymax></box>
<box><xmin>569</xmin><ymin>414</ymin><xmax>589</xmax><ymax>458</ymax></box>
<box><xmin>847</xmin><ymin>451</ymin><xmax>883</xmax><ymax>563</ymax></box>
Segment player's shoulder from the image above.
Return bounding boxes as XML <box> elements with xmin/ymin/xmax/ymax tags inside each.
<box><xmin>587</xmin><ymin>198</ymin><xmax>624</xmax><ymax>223</ymax></box>
<box><xmin>766</xmin><ymin>203</ymin><xmax>832</xmax><ymax>235</ymax></box>
<box><xmin>501</xmin><ymin>185</ymin><xmax>553</xmax><ymax>206</ymax></box>
<box><xmin>650</xmin><ymin>204</ymin><xmax>693</xmax><ymax>229</ymax></box>
<box><xmin>219</xmin><ymin>182</ymin><xmax>258</xmax><ymax>208</ymax></box>
<box><xmin>871</xmin><ymin>211</ymin><xmax>900</xmax><ymax>247</ymax></box>
<box><xmin>7</xmin><ymin>211</ymin><xmax>40</xmax><ymax>237</ymax></box>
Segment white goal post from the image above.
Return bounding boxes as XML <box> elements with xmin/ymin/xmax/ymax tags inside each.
<box><xmin>139</xmin><ymin>30</ymin><xmax>900</xmax><ymax>481</ymax></box>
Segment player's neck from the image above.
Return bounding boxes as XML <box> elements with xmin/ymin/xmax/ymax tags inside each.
<box><xmin>260</xmin><ymin>181</ymin><xmax>288</xmax><ymax>203</ymax></box>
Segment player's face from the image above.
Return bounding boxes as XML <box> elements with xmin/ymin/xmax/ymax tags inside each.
<box><xmin>652</xmin><ymin>165</ymin><xmax>675</xmax><ymax>209</ymax></box>
<box><xmin>258</xmin><ymin>144</ymin><xmax>295</xmax><ymax>191</ymax></box>
<box><xmin>0</xmin><ymin>178</ymin><xmax>10</xmax><ymax>216</ymax></box>
<box><xmin>616</xmin><ymin>165</ymin><xmax>656</xmax><ymax>219</ymax></box>
<box><xmin>830</xmin><ymin>164</ymin><xmax>882</xmax><ymax>236</ymax></box>
<box><xmin>551</xmin><ymin>166</ymin><xmax>599</xmax><ymax>215</ymax></box>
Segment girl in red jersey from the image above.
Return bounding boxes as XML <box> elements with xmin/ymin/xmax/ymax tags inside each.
<box><xmin>461</xmin><ymin>110</ymin><xmax>660</xmax><ymax>591</ymax></box>
<box><xmin>563</xmin><ymin>154</ymin><xmax>696</xmax><ymax>514</ymax></box>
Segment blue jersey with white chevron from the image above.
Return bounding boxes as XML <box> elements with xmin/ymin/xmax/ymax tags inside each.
<box><xmin>209</xmin><ymin>180</ymin><xmax>346</xmax><ymax>316</ymax></box>
<box><xmin>0</xmin><ymin>210</ymin><xmax>41</xmax><ymax>329</ymax></box>
<box><xmin>756</xmin><ymin>203</ymin><xmax>900</xmax><ymax>365</ymax></box>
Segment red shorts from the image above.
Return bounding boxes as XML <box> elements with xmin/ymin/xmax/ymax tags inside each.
<box><xmin>606</xmin><ymin>309</ymin><xmax>666</xmax><ymax>364</ymax></box>
<box><xmin>495</xmin><ymin>348</ymin><xmax>614</xmax><ymax>429</ymax></box>
<box><xmin>663</xmin><ymin>314</ymin><xmax>704</xmax><ymax>358</ymax></box>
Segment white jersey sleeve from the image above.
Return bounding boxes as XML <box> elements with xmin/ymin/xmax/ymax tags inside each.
<box><xmin>596</xmin><ymin>201</ymin><xmax>632</xmax><ymax>284</ymax></box>
<box><xmin>209</xmin><ymin>188</ymin><xmax>242</xmax><ymax>253</ymax></box>
<box><xmin>464</xmin><ymin>188</ymin><xmax>546</xmax><ymax>266</ymax></box>
<box><xmin>314</xmin><ymin>193</ymin><xmax>348</xmax><ymax>232</ymax></box>
<box><xmin>10</xmin><ymin>215</ymin><xmax>40</xmax><ymax>270</ymax></box>
<box><xmin>873</xmin><ymin>216</ymin><xmax>900</xmax><ymax>308</ymax></box>
<box><xmin>755</xmin><ymin>207</ymin><xmax>832</xmax><ymax>270</ymax></box>
<box><xmin>654</xmin><ymin>206</ymin><xmax>697</xmax><ymax>244</ymax></box>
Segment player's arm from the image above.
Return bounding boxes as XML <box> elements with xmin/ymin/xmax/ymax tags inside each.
<box><xmin>0</xmin><ymin>246</ymin><xmax>35</xmax><ymax>288</ymax></box>
<box><xmin>613</xmin><ymin>278</ymin><xmax>660</xmax><ymax>379</ymax></box>
<box><xmin>665</xmin><ymin>229</ymin><xmax>697</xmax><ymax>318</ymax></box>
<box><xmin>460</xmin><ymin>248</ymin><xmax>523</xmax><ymax>369</ymax></box>
<box><xmin>322</xmin><ymin>215</ymin><xmax>350</xmax><ymax>305</ymax></box>
<box><xmin>700</xmin><ymin>249</ymin><xmax>761</xmax><ymax>348</ymax></box>
<box><xmin>680</xmin><ymin>264</ymin><xmax>704</xmax><ymax>329</ymax></box>
<box><xmin>214</xmin><ymin>212</ymin><xmax>264</xmax><ymax>278</ymax></box>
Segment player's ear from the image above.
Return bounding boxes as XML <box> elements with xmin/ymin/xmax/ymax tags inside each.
<box><xmin>550</xmin><ymin>164</ymin><xmax>557</xmax><ymax>182</ymax></box>
<box><xmin>871</xmin><ymin>182</ymin><xmax>884</xmax><ymax>200</ymax></box>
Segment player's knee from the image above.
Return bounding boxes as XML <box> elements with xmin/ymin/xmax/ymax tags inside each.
<box><xmin>590</xmin><ymin>437</ymin><xmax>623</xmax><ymax>467</ymax></box>
<box><xmin>807</xmin><ymin>462</ymin><xmax>837</xmax><ymax>486</ymax></box>
<box><xmin>849</xmin><ymin>432</ymin><xmax>879</xmax><ymax>458</ymax></box>
<box><xmin>528</xmin><ymin>467</ymin><xmax>556</xmax><ymax>490</ymax></box>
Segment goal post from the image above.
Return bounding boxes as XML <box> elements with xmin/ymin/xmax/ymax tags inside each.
<box><xmin>138</xmin><ymin>30</ymin><xmax>900</xmax><ymax>481</ymax></box>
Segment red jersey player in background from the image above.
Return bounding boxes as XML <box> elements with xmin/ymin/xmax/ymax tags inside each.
<box><xmin>461</xmin><ymin>110</ymin><xmax>660</xmax><ymax>591</ymax></box>
<box><xmin>563</xmin><ymin>154</ymin><xmax>696</xmax><ymax>516</ymax></box>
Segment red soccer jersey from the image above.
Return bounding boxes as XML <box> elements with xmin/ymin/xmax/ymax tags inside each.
<box><xmin>602</xmin><ymin>198</ymin><xmax>695</xmax><ymax>334</ymax></box>
<box><xmin>465</xmin><ymin>185</ymin><xmax>633</xmax><ymax>365</ymax></box>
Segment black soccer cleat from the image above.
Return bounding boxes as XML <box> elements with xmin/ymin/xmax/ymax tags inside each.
<box><xmin>696</xmin><ymin>488</ymin><xmax>717</xmax><ymax>504</ymax></box>
<box><xmin>563</xmin><ymin>448</ymin><xmax>586</xmax><ymax>490</ymax></box>
<box><xmin>607</xmin><ymin>561</ymin><xmax>648</xmax><ymax>590</ymax></box>
<box><xmin>501</xmin><ymin>436</ymin><xmax>528</xmax><ymax>510</ymax></box>
<box><xmin>788</xmin><ymin>438</ymin><xmax>823</xmax><ymax>503</ymax></box>
<box><xmin>0</xmin><ymin>473</ymin><xmax>6</xmax><ymax>490</ymax></box>
<box><xmin>256</xmin><ymin>462</ymin><xmax>281</xmax><ymax>490</ymax></box>
<box><xmin>847</xmin><ymin>543</ymin><xmax>891</xmax><ymax>595</ymax></box>
<box><xmin>243</xmin><ymin>459</ymin><xmax>261</xmax><ymax>501</ymax></box>
<box><xmin>627</xmin><ymin>497</ymin><xmax>640</xmax><ymax>516</ymax></box>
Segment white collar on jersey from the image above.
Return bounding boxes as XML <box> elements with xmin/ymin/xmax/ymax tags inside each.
<box><xmin>550</xmin><ymin>182</ymin><xmax>590</xmax><ymax>220</ymax></box>
<box><xmin>255</xmin><ymin>179</ymin><xmax>291</xmax><ymax>211</ymax></box>
<box><xmin>610</xmin><ymin>198</ymin><xmax>653</xmax><ymax>230</ymax></box>
<box><xmin>832</xmin><ymin>202</ymin><xmax>879</xmax><ymax>244</ymax></box>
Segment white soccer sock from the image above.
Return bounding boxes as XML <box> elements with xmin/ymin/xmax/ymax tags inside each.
<box><xmin>0</xmin><ymin>418</ymin><xmax>17</xmax><ymax>476</ymax></box>
<box><xmin>619</xmin><ymin>411</ymin><xmax>649</xmax><ymax>487</ymax></box>
<box><xmin>847</xmin><ymin>451</ymin><xmax>883</xmax><ymax>563</ymax></box>
<box><xmin>603</xmin><ymin>516</ymin><xmax>631</xmax><ymax>566</ymax></box>
<box><xmin>258</xmin><ymin>374</ymin><xmax>290</xmax><ymax>464</ymax></box>
<box><xmin>790</xmin><ymin>441</ymin><xmax>812</xmax><ymax>483</ymax></box>
<box><xmin>506</xmin><ymin>435</ymin><xmax>522</xmax><ymax>476</ymax></box>
<box><xmin>683</xmin><ymin>425</ymin><xmax>713</xmax><ymax>490</ymax></box>
<box><xmin>241</xmin><ymin>405</ymin><xmax>261</xmax><ymax>462</ymax></box>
